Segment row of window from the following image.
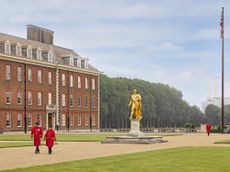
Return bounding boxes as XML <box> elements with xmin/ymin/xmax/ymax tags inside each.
<box><xmin>5</xmin><ymin>65</ymin><xmax>53</xmax><ymax>84</ymax></box>
<box><xmin>5</xmin><ymin>90</ymin><xmax>97</xmax><ymax>109</ymax></box>
<box><xmin>5</xmin><ymin>113</ymin><xmax>41</xmax><ymax>128</ymax></box>
<box><xmin>4</xmin><ymin>64</ymin><xmax>96</xmax><ymax>89</ymax></box>
<box><xmin>4</xmin><ymin>41</ymin><xmax>89</xmax><ymax>69</ymax></box>
<box><xmin>61</xmin><ymin>114</ymin><xmax>96</xmax><ymax>127</ymax></box>
<box><xmin>5</xmin><ymin>113</ymin><xmax>96</xmax><ymax>128</ymax></box>
<box><xmin>4</xmin><ymin>40</ymin><xmax>54</xmax><ymax>63</ymax></box>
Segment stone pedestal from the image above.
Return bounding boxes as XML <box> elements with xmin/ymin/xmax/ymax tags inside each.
<box><xmin>101</xmin><ymin>118</ymin><xmax>167</xmax><ymax>144</ymax></box>
<box><xmin>128</xmin><ymin>119</ymin><xmax>144</xmax><ymax>137</ymax></box>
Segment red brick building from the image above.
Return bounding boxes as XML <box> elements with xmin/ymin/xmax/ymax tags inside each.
<box><xmin>0</xmin><ymin>25</ymin><xmax>100</xmax><ymax>132</ymax></box>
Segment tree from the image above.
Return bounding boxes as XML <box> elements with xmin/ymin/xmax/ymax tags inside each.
<box><xmin>205</xmin><ymin>104</ymin><xmax>220</xmax><ymax>125</ymax></box>
<box><xmin>100</xmin><ymin>74</ymin><xmax>204</xmax><ymax>129</ymax></box>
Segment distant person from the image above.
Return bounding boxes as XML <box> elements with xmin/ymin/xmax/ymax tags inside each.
<box><xmin>206</xmin><ymin>123</ymin><xmax>212</xmax><ymax>136</ymax></box>
<box><xmin>31</xmin><ymin>122</ymin><xmax>43</xmax><ymax>154</ymax></box>
<box><xmin>44</xmin><ymin>125</ymin><xmax>56</xmax><ymax>154</ymax></box>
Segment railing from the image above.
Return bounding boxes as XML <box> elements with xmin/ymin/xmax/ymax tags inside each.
<box><xmin>99</xmin><ymin>128</ymin><xmax>198</xmax><ymax>133</ymax></box>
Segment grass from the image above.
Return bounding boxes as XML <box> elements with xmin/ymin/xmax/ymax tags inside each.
<box><xmin>0</xmin><ymin>133</ymin><xmax>177</xmax><ymax>142</ymax></box>
<box><xmin>0</xmin><ymin>142</ymin><xmax>33</xmax><ymax>148</ymax></box>
<box><xmin>0</xmin><ymin>133</ymin><xmax>179</xmax><ymax>148</ymax></box>
<box><xmin>0</xmin><ymin>133</ymin><xmax>124</xmax><ymax>142</ymax></box>
<box><xmin>2</xmin><ymin>147</ymin><xmax>230</xmax><ymax>172</ymax></box>
<box><xmin>214</xmin><ymin>140</ymin><xmax>230</xmax><ymax>144</ymax></box>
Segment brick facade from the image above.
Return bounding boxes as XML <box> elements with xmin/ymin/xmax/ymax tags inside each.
<box><xmin>0</xmin><ymin>25</ymin><xmax>100</xmax><ymax>132</ymax></box>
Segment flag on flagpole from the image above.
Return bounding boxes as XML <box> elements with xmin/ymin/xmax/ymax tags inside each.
<box><xmin>220</xmin><ymin>7</ymin><xmax>224</xmax><ymax>38</ymax></box>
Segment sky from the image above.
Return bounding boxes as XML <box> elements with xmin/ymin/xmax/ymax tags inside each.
<box><xmin>0</xmin><ymin>0</ymin><xmax>229</xmax><ymax>109</ymax></box>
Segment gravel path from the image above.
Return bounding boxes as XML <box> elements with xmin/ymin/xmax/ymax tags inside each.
<box><xmin>0</xmin><ymin>133</ymin><xmax>230</xmax><ymax>171</ymax></box>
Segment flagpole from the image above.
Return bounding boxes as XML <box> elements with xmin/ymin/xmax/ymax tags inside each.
<box><xmin>221</xmin><ymin>7</ymin><xmax>224</xmax><ymax>134</ymax></box>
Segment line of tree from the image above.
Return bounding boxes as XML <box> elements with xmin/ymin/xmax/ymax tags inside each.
<box><xmin>100</xmin><ymin>75</ymin><xmax>207</xmax><ymax>129</ymax></box>
<box><xmin>205</xmin><ymin>104</ymin><xmax>230</xmax><ymax>126</ymax></box>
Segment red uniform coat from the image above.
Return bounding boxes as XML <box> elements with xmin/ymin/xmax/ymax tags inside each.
<box><xmin>31</xmin><ymin>126</ymin><xmax>43</xmax><ymax>146</ymax></box>
<box><xmin>206</xmin><ymin>124</ymin><xmax>212</xmax><ymax>134</ymax></box>
<box><xmin>45</xmin><ymin>129</ymin><xmax>55</xmax><ymax>148</ymax></box>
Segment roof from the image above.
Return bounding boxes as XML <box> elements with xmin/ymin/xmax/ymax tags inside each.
<box><xmin>0</xmin><ymin>32</ymin><xmax>99</xmax><ymax>73</ymax></box>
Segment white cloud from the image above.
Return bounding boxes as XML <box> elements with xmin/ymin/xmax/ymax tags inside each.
<box><xmin>144</xmin><ymin>42</ymin><xmax>183</xmax><ymax>53</ymax></box>
<box><xmin>1</xmin><ymin>0</ymin><xmax>230</xmax><ymax>109</ymax></box>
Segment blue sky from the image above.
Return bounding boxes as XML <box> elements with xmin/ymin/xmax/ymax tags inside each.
<box><xmin>1</xmin><ymin>0</ymin><xmax>229</xmax><ymax>108</ymax></box>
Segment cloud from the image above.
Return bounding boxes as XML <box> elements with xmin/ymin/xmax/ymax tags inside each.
<box><xmin>144</xmin><ymin>42</ymin><xmax>183</xmax><ymax>53</ymax></box>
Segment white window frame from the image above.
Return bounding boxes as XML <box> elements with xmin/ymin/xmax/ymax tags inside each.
<box><xmin>85</xmin><ymin>77</ymin><xmax>88</xmax><ymax>89</ymax></box>
<box><xmin>92</xmin><ymin>114</ymin><xmax>96</xmax><ymax>126</ymax></box>
<box><xmin>62</xmin><ymin>114</ymin><xmax>66</xmax><ymax>127</ymax></box>
<box><xmin>48</xmin><ymin>51</ymin><xmax>53</xmax><ymax>63</ymax></box>
<box><xmin>17</xmin><ymin>91</ymin><xmax>22</xmax><ymax>105</ymax></box>
<box><xmin>37</xmin><ymin>70</ymin><xmax>42</xmax><ymax>84</ymax></box>
<box><xmin>85</xmin><ymin>96</ymin><xmax>88</xmax><ymax>109</ymax></box>
<box><xmin>62</xmin><ymin>94</ymin><xmax>66</xmax><ymax>107</ymax></box>
<box><xmin>85</xmin><ymin>114</ymin><xmax>89</xmax><ymax>126</ymax></box>
<box><xmin>6</xmin><ymin>65</ymin><xmax>10</xmax><ymax>80</ymax></box>
<box><xmin>48</xmin><ymin>93</ymin><xmax>52</xmax><ymax>105</ymax></box>
<box><xmin>78</xmin><ymin>96</ymin><xmax>81</xmax><ymax>108</ymax></box>
<box><xmin>78</xmin><ymin>114</ymin><xmax>81</xmax><ymax>126</ymax></box>
<box><xmin>17</xmin><ymin>113</ymin><xmax>22</xmax><ymax>127</ymax></box>
<box><xmin>16</xmin><ymin>44</ymin><xmax>22</xmax><ymax>56</ymax></box>
<box><xmin>37</xmin><ymin>114</ymin><xmax>42</xmax><ymax>126</ymax></box>
<box><xmin>17</xmin><ymin>66</ymin><xmax>22</xmax><ymax>82</ymax></box>
<box><xmin>28</xmin><ymin>68</ymin><xmax>32</xmax><ymax>82</ymax></box>
<box><xmin>37</xmin><ymin>92</ymin><xmax>42</xmax><ymax>106</ymax></box>
<box><xmin>70</xmin><ymin>95</ymin><xmax>74</xmax><ymax>107</ymax></box>
<box><xmin>92</xmin><ymin>95</ymin><xmax>96</xmax><ymax>110</ymax></box>
<box><xmin>92</xmin><ymin>78</ymin><xmax>95</xmax><ymax>90</ymax></box>
<box><xmin>37</xmin><ymin>48</ymin><xmax>42</xmax><ymax>60</ymax></box>
<box><xmin>70</xmin><ymin>114</ymin><xmax>74</xmax><ymax>127</ymax></box>
<box><xmin>6</xmin><ymin>112</ymin><xmax>11</xmax><ymax>128</ymax></box>
<box><xmin>5</xmin><ymin>41</ymin><xmax>11</xmax><ymax>54</ymax></box>
<box><xmin>70</xmin><ymin>56</ymin><xmax>74</xmax><ymax>66</ymax></box>
<box><xmin>28</xmin><ymin>91</ymin><xmax>32</xmax><ymax>105</ymax></box>
<box><xmin>77</xmin><ymin>76</ymin><xmax>81</xmax><ymax>88</ymax></box>
<box><xmin>62</xmin><ymin>73</ymin><xmax>66</xmax><ymax>86</ymax></box>
<box><xmin>48</xmin><ymin>72</ymin><xmax>52</xmax><ymax>85</ymax></box>
<box><xmin>6</xmin><ymin>91</ymin><xmax>11</xmax><ymax>104</ymax></box>
<box><xmin>70</xmin><ymin>75</ymin><xmax>73</xmax><ymax>87</ymax></box>
<box><xmin>27</xmin><ymin>45</ymin><xmax>32</xmax><ymax>58</ymax></box>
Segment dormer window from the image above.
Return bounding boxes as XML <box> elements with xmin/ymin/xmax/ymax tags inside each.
<box><xmin>16</xmin><ymin>44</ymin><xmax>22</xmax><ymax>56</ymax></box>
<box><xmin>27</xmin><ymin>45</ymin><xmax>32</xmax><ymax>58</ymax></box>
<box><xmin>81</xmin><ymin>60</ymin><xmax>85</xmax><ymax>68</ymax></box>
<box><xmin>5</xmin><ymin>41</ymin><xmax>11</xmax><ymax>54</ymax></box>
<box><xmin>70</xmin><ymin>56</ymin><xmax>74</xmax><ymax>66</ymax></box>
<box><xmin>84</xmin><ymin>59</ymin><xmax>89</xmax><ymax>69</ymax></box>
<box><xmin>37</xmin><ymin>48</ymin><xmax>42</xmax><ymax>60</ymax></box>
<box><xmin>48</xmin><ymin>50</ymin><xmax>53</xmax><ymax>63</ymax></box>
<box><xmin>77</xmin><ymin>58</ymin><xmax>81</xmax><ymax>67</ymax></box>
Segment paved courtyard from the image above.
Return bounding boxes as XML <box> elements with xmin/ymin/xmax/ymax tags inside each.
<box><xmin>0</xmin><ymin>133</ymin><xmax>230</xmax><ymax>170</ymax></box>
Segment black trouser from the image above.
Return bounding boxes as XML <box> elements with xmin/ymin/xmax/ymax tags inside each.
<box><xmin>35</xmin><ymin>146</ymin><xmax>40</xmax><ymax>153</ymax></box>
<box><xmin>48</xmin><ymin>147</ymin><xmax>52</xmax><ymax>154</ymax></box>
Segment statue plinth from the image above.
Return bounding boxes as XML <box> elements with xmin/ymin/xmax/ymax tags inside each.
<box><xmin>128</xmin><ymin>119</ymin><xmax>144</xmax><ymax>137</ymax></box>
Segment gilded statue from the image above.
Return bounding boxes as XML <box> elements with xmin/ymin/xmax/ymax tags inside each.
<box><xmin>128</xmin><ymin>89</ymin><xmax>142</xmax><ymax>120</ymax></box>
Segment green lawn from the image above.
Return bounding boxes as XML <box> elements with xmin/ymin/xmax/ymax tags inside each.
<box><xmin>2</xmin><ymin>147</ymin><xmax>230</xmax><ymax>172</ymax></box>
<box><xmin>214</xmin><ymin>140</ymin><xmax>230</xmax><ymax>144</ymax></box>
<box><xmin>0</xmin><ymin>142</ymin><xmax>32</xmax><ymax>148</ymax></box>
<box><xmin>0</xmin><ymin>133</ymin><xmax>177</xmax><ymax>142</ymax></box>
<box><xmin>0</xmin><ymin>133</ymin><xmax>124</xmax><ymax>142</ymax></box>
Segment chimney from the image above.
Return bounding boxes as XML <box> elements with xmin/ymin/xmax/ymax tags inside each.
<box><xmin>27</xmin><ymin>25</ymin><xmax>54</xmax><ymax>44</ymax></box>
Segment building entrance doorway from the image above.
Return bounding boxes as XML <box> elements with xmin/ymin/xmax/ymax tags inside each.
<box><xmin>48</xmin><ymin>113</ymin><xmax>53</xmax><ymax>128</ymax></box>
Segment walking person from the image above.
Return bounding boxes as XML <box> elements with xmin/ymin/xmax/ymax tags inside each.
<box><xmin>44</xmin><ymin>125</ymin><xmax>56</xmax><ymax>154</ymax></box>
<box><xmin>31</xmin><ymin>122</ymin><xmax>43</xmax><ymax>154</ymax></box>
<box><xmin>206</xmin><ymin>123</ymin><xmax>212</xmax><ymax>136</ymax></box>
